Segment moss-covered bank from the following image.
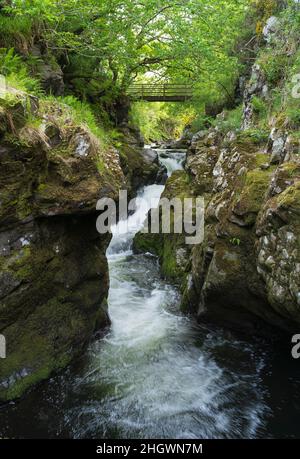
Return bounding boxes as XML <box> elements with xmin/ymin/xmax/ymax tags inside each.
<box><xmin>0</xmin><ymin>87</ymin><xmax>148</xmax><ymax>401</ymax></box>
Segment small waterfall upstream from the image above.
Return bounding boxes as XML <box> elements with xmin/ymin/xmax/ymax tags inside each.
<box><xmin>61</xmin><ymin>150</ymin><xmax>267</xmax><ymax>439</ymax></box>
<box><xmin>1</xmin><ymin>149</ymin><xmax>300</xmax><ymax>439</ymax></box>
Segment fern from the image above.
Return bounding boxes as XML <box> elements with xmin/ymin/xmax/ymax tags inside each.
<box><xmin>0</xmin><ymin>48</ymin><xmax>42</xmax><ymax>95</ymax></box>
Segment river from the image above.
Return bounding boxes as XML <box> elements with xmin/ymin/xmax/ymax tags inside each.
<box><xmin>0</xmin><ymin>150</ymin><xmax>300</xmax><ymax>439</ymax></box>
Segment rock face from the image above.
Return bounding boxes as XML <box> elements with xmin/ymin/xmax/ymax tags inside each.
<box><xmin>263</xmin><ymin>16</ymin><xmax>280</xmax><ymax>42</ymax></box>
<box><xmin>182</xmin><ymin>129</ymin><xmax>300</xmax><ymax>334</ymax></box>
<box><xmin>133</xmin><ymin>170</ymin><xmax>193</xmax><ymax>283</ymax></box>
<box><xmin>0</xmin><ymin>90</ymin><xmax>128</xmax><ymax>401</ymax></box>
<box><xmin>242</xmin><ymin>63</ymin><xmax>268</xmax><ymax>130</ymax></box>
<box><xmin>256</xmin><ymin>166</ymin><xmax>300</xmax><ymax>320</ymax></box>
<box><xmin>31</xmin><ymin>45</ymin><xmax>65</xmax><ymax>96</ymax></box>
<box><xmin>133</xmin><ymin>7</ymin><xmax>300</xmax><ymax>336</ymax></box>
<box><xmin>118</xmin><ymin>126</ymin><xmax>167</xmax><ymax>194</ymax></box>
<box><xmin>134</xmin><ymin>128</ymin><xmax>299</xmax><ymax>335</ymax></box>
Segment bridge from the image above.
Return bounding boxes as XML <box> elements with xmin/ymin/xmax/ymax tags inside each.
<box><xmin>127</xmin><ymin>84</ymin><xmax>193</xmax><ymax>102</ymax></box>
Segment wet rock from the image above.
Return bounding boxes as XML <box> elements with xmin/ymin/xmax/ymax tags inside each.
<box><xmin>141</xmin><ymin>148</ymin><xmax>159</xmax><ymax>165</ymax></box>
<box><xmin>119</xmin><ymin>131</ymin><xmax>167</xmax><ymax>194</ymax></box>
<box><xmin>133</xmin><ymin>170</ymin><xmax>193</xmax><ymax>285</ymax></box>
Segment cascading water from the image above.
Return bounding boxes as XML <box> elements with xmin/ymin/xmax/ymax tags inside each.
<box><xmin>157</xmin><ymin>150</ymin><xmax>186</xmax><ymax>177</ymax></box>
<box><xmin>62</xmin><ymin>150</ymin><xmax>268</xmax><ymax>439</ymax></box>
<box><xmin>1</xmin><ymin>150</ymin><xmax>300</xmax><ymax>439</ymax></box>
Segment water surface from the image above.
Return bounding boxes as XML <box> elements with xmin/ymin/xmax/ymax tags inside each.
<box><xmin>0</xmin><ymin>150</ymin><xmax>300</xmax><ymax>439</ymax></box>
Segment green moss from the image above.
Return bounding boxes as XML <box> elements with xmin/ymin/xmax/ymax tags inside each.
<box><xmin>12</xmin><ymin>247</ymin><xmax>33</xmax><ymax>279</ymax></box>
<box><xmin>277</xmin><ymin>182</ymin><xmax>300</xmax><ymax>211</ymax></box>
<box><xmin>279</xmin><ymin>162</ymin><xmax>300</xmax><ymax>178</ymax></box>
<box><xmin>233</xmin><ymin>168</ymin><xmax>273</xmax><ymax>224</ymax></box>
<box><xmin>16</xmin><ymin>189</ymin><xmax>33</xmax><ymax>220</ymax></box>
<box><xmin>37</xmin><ymin>183</ymin><xmax>47</xmax><ymax>193</ymax></box>
<box><xmin>0</xmin><ymin>295</ymin><xmax>93</xmax><ymax>401</ymax></box>
<box><xmin>133</xmin><ymin>232</ymin><xmax>162</xmax><ymax>256</ymax></box>
<box><xmin>162</xmin><ymin>170</ymin><xmax>193</xmax><ymax>201</ymax></box>
<box><xmin>244</xmin><ymin>170</ymin><xmax>271</xmax><ymax>209</ymax></box>
<box><xmin>255</xmin><ymin>153</ymin><xmax>270</xmax><ymax>167</ymax></box>
<box><xmin>135</xmin><ymin>233</ymin><xmax>188</xmax><ymax>284</ymax></box>
<box><xmin>50</xmin><ymin>142</ymin><xmax>73</xmax><ymax>158</ymax></box>
<box><xmin>0</xmin><ymin>350</ymin><xmax>72</xmax><ymax>402</ymax></box>
<box><xmin>161</xmin><ymin>237</ymin><xmax>183</xmax><ymax>281</ymax></box>
<box><xmin>96</xmin><ymin>158</ymin><xmax>106</xmax><ymax>174</ymax></box>
<box><xmin>237</xmin><ymin>128</ymin><xmax>269</xmax><ymax>146</ymax></box>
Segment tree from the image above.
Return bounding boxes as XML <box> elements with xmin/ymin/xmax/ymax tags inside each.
<box><xmin>4</xmin><ymin>0</ymin><xmax>248</xmax><ymax>102</ymax></box>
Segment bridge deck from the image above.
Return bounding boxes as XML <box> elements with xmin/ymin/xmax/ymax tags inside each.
<box><xmin>128</xmin><ymin>84</ymin><xmax>193</xmax><ymax>102</ymax></box>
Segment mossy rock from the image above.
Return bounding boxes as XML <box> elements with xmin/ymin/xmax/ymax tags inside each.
<box><xmin>133</xmin><ymin>170</ymin><xmax>193</xmax><ymax>286</ymax></box>
<box><xmin>0</xmin><ymin>221</ymin><xmax>110</xmax><ymax>401</ymax></box>
<box><xmin>276</xmin><ymin>182</ymin><xmax>300</xmax><ymax>222</ymax></box>
<box><xmin>118</xmin><ymin>142</ymin><xmax>161</xmax><ymax>194</ymax></box>
<box><xmin>133</xmin><ymin>231</ymin><xmax>162</xmax><ymax>256</ymax></box>
<box><xmin>0</xmin><ymin>294</ymin><xmax>109</xmax><ymax>401</ymax></box>
<box><xmin>232</xmin><ymin>168</ymin><xmax>273</xmax><ymax>225</ymax></box>
<box><xmin>162</xmin><ymin>170</ymin><xmax>193</xmax><ymax>200</ymax></box>
<box><xmin>0</xmin><ymin>89</ymin><xmax>121</xmax><ymax>401</ymax></box>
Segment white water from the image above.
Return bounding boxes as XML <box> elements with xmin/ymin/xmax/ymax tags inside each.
<box><xmin>157</xmin><ymin>150</ymin><xmax>185</xmax><ymax>177</ymax></box>
<box><xmin>62</xmin><ymin>151</ymin><xmax>268</xmax><ymax>439</ymax></box>
<box><xmin>1</xmin><ymin>152</ymin><xmax>299</xmax><ymax>439</ymax></box>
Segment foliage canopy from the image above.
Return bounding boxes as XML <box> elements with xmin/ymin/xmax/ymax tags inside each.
<box><xmin>3</xmin><ymin>0</ymin><xmax>248</xmax><ymax>103</ymax></box>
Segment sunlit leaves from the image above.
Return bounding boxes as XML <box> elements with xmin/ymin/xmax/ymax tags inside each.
<box><xmin>5</xmin><ymin>0</ymin><xmax>249</xmax><ymax>99</ymax></box>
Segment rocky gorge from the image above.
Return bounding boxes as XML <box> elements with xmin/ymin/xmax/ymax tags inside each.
<box><xmin>134</xmin><ymin>9</ymin><xmax>300</xmax><ymax>336</ymax></box>
<box><xmin>0</xmin><ymin>1</ymin><xmax>299</xmax><ymax>440</ymax></box>
<box><xmin>0</xmin><ymin>86</ymin><xmax>165</xmax><ymax>401</ymax></box>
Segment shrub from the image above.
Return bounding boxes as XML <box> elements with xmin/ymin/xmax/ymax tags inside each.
<box><xmin>238</xmin><ymin>128</ymin><xmax>269</xmax><ymax>145</ymax></box>
<box><xmin>0</xmin><ymin>48</ymin><xmax>41</xmax><ymax>95</ymax></box>
<box><xmin>212</xmin><ymin>105</ymin><xmax>243</xmax><ymax>133</ymax></box>
<box><xmin>41</xmin><ymin>95</ymin><xmax>107</xmax><ymax>143</ymax></box>
<box><xmin>0</xmin><ymin>16</ymin><xmax>33</xmax><ymax>50</ymax></box>
<box><xmin>258</xmin><ymin>52</ymin><xmax>289</xmax><ymax>86</ymax></box>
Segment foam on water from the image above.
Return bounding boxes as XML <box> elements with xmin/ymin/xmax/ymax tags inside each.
<box><xmin>63</xmin><ymin>150</ymin><xmax>268</xmax><ymax>439</ymax></box>
<box><xmin>0</xmin><ymin>150</ymin><xmax>273</xmax><ymax>439</ymax></box>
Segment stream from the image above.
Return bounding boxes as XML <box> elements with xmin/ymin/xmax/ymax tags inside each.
<box><xmin>1</xmin><ymin>149</ymin><xmax>300</xmax><ymax>439</ymax></box>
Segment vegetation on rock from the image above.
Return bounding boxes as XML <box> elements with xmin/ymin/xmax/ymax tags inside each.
<box><xmin>0</xmin><ymin>0</ymin><xmax>300</xmax><ymax>402</ymax></box>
